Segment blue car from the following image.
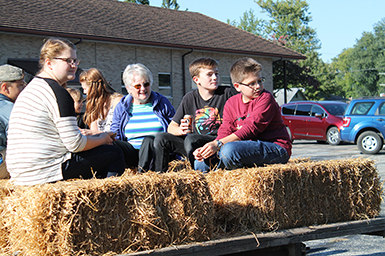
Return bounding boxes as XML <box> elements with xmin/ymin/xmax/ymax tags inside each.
<box><xmin>340</xmin><ymin>98</ymin><xmax>385</xmax><ymax>154</ymax></box>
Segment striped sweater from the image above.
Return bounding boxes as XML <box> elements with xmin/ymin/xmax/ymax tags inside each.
<box><xmin>6</xmin><ymin>77</ymin><xmax>87</xmax><ymax>185</ymax></box>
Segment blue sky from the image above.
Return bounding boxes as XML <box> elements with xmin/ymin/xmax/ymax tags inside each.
<box><xmin>150</xmin><ymin>0</ymin><xmax>385</xmax><ymax>63</ymax></box>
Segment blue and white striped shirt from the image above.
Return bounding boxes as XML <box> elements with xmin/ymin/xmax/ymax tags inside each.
<box><xmin>124</xmin><ymin>103</ymin><xmax>163</xmax><ymax>149</ymax></box>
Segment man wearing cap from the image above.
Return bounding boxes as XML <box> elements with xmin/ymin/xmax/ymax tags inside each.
<box><xmin>0</xmin><ymin>64</ymin><xmax>25</xmax><ymax>179</ymax></box>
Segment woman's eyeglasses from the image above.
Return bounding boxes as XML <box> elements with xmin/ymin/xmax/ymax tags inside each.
<box><xmin>133</xmin><ymin>82</ymin><xmax>150</xmax><ymax>90</ymax></box>
<box><xmin>54</xmin><ymin>57</ymin><xmax>80</xmax><ymax>66</ymax></box>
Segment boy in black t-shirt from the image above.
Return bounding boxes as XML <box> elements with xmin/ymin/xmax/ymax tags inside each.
<box><xmin>154</xmin><ymin>57</ymin><xmax>237</xmax><ymax>172</ymax></box>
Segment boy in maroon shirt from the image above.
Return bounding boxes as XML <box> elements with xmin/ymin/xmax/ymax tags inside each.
<box><xmin>193</xmin><ymin>57</ymin><xmax>291</xmax><ymax>172</ymax></box>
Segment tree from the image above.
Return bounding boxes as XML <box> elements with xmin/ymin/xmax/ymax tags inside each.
<box><xmin>256</xmin><ymin>0</ymin><xmax>321</xmax><ymax>57</ymax></box>
<box><xmin>254</xmin><ymin>0</ymin><xmax>325</xmax><ymax>99</ymax></box>
<box><xmin>330</xmin><ymin>17</ymin><xmax>385</xmax><ymax>98</ymax></box>
<box><xmin>123</xmin><ymin>0</ymin><xmax>149</xmax><ymax>5</ymax></box>
<box><xmin>227</xmin><ymin>9</ymin><xmax>267</xmax><ymax>38</ymax></box>
<box><xmin>161</xmin><ymin>0</ymin><xmax>179</xmax><ymax>10</ymax></box>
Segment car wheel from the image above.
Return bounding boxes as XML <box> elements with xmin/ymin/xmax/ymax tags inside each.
<box><xmin>326</xmin><ymin>127</ymin><xmax>341</xmax><ymax>145</ymax></box>
<box><xmin>357</xmin><ymin>131</ymin><xmax>383</xmax><ymax>154</ymax></box>
<box><xmin>286</xmin><ymin>126</ymin><xmax>292</xmax><ymax>140</ymax></box>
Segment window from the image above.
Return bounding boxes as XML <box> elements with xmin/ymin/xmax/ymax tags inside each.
<box><xmin>378</xmin><ymin>102</ymin><xmax>385</xmax><ymax>115</ymax></box>
<box><xmin>221</xmin><ymin>76</ymin><xmax>232</xmax><ymax>86</ymax></box>
<box><xmin>282</xmin><ymin>105</ymin><xmax>296</xmax><ymax>115</ymax></box>
<box><xmin>158</xmin><ymin>73</ymin><xmax>172</xmax><ymax>98</ymax></box>
<box><xmin>351</xmin><ymin>102</ymin><xmax>374</xmax><ymax>115</ymax></box>
<box><xmin>321</xmin><ymin>103</ymin><xmax>347</xmax><ymax>116</ymax></box>
<box><xmin>295</xmin><ymin>104</ymin><xmax>312</xmax><ymax>116</ymax></box>
<box><xmin>311</xmin><ymin>105</ymin><xmax>325</xmax><ymax>117</ymax></box>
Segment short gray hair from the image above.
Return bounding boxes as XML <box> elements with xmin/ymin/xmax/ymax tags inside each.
<box><xmin>122</xmin><ymin>63</ymin><xmax>153</xmax><ymax>88</ymax></box>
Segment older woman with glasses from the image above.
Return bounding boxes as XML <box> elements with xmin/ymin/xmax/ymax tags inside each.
<box><xmin>6</xmin><ymin>37</ymin><xmax>125</xmax><ymax>185</ymax></box>
<box><xmin>111</xmin><ymin>63</ymin><xmax>175</xmax><ymax>173</ymax></box>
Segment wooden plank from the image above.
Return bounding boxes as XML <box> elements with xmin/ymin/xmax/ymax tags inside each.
<box><xmin>119</xmin><ymin>217</ymin><xmax>385</xmax><ymax>256</ymax></box>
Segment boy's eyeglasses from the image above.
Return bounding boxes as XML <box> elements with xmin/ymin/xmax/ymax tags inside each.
<box><xmin>238</xmin><ymin>77</ymin><xmax>265</xmax><ymax>87</ymax></box>
<box><xmin>132</xmin><ymin>82</ymin><xmax>150</xmax><ymax>90</ymax></box>
<box><xmin>54</xmin><ymin>57</ymin><xmax>80</xmax><ymax>65</ymax></box>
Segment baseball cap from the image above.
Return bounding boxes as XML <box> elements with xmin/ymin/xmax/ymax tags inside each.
<box><xmin>0</xmin><ymin>64</ymin><xmax>25</xmax><ymax>82</ymax></box>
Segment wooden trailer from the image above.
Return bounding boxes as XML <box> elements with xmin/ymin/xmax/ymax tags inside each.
<box><xmin>123</xmin><ymin>216</ymin><xmax>385</xmax><ymax>256</ymax></box>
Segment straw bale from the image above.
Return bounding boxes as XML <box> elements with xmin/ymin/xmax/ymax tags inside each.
<box><xmin>0</xmin><ymin>180</ymin><xmax>15</xmax><ymax>252</ymax></box>
<box><xmin>206</xmin><ymin>158</ymin><xmax>383</xmax><ymax>236</ymax></box>
<box><xmin>0</xmin><ymin>171</ymin><xmax>213</xmax><ymax>255</ymax></box>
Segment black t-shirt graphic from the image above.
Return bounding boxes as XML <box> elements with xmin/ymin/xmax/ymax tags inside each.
<box><xmin>172</xmin><ymin>86</ymin><xmax>238</xmax><ymax>136</ymax></box>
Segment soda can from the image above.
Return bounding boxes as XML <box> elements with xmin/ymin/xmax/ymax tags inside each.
<box><xmin>183</xmin><ymin>114</ymin><xmax>193</xmax><ymax>133</ymax></box>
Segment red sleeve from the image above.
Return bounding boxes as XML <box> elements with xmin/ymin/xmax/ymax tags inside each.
<box><xmin>235</xmin><ymin>92</ymin><xmax>279</xmax><ymax>141</ymax></box>
<box><xmin>216</xmin><ymin>95</ymin><xmax>238</xmax><ymax>139</ymax></box>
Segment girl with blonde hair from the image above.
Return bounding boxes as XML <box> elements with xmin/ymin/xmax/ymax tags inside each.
<box><xmin>6</xmin><ymin>37</ymin><xmax>125</xmax><ymax>185</ymax></box>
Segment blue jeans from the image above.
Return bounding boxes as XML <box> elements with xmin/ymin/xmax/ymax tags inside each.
<box><xmin>194</xmin><ymin>140</ymin><xmax>290</xmax><ymax>173</ymax></box>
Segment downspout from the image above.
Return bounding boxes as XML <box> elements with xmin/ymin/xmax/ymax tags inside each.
<box><xmin>283</xmin><ymin>59</ymin><xmax>287</xmax><ymax>104</ymax></box>
<box><xmin>73</xmin><ymin>38</ymin><xmax>83</xmax><ymax>45</ymax></box>
<box><xmin>181</xmin><ymin>49</ymin><xmax>194</xmax><ymax>96</ymax></box>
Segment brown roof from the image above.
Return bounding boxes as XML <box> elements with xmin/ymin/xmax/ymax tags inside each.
<box><xmin>0</xmin><ymin>0</ymin><xmax>305</xmax><ymax>60</ymax></box>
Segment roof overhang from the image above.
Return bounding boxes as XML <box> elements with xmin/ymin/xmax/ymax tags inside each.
<box><xmin>0</xmin><ymin>27</ymin><xmax>307</xmax><ymax>61</ymax></box>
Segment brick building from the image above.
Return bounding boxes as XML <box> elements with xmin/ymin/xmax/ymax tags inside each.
<box><xmin>0</xmin><ymin>0</ymin><xmax>305</xmax><ymax>108</ymax></box>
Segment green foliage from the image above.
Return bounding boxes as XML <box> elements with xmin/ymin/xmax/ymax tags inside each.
<box><xmin>123</xmin><ymin>0</ymin><xmax>149</xmax><ymax>4</ymax></box>
<box><xmin>227</xmin><ymin>9</ymin><xmax>267</xmax><ymax>37</ymax></box>
<box><xmin>253</xmin><ymin>0</ymin><xmax>326</xmax><ymax>99</ymax></box>
<box><xmin>329</xmin><ymin>18</ymin><xmax>385</xmax><ymax>98</ymax></box>
<box><xmin>256</xmin><ymin>0</ymin><xmax>321</xmax><ymax>56</ymax></box>
<box><xmin>161</xmin><ymin>0</ymin><xmax>179</xmax><ymax>10</ymax></box>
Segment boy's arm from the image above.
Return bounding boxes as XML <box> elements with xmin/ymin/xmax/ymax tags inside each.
<box><xmin>167</xmin><ymin>120</ymin><xmax>191</xmax><ymax>136</ymax></box>
<box><xmin>193</xmin><ymin>133</ymin><xmax>239</xmax><ymax>162</ymax></box>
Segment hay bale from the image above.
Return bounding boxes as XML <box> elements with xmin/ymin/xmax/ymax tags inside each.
<box><xmin>0</xmin><ymin>180</ymin><xmax>15</xmax><ymax>252</ymax></box>
<box><xmin>0</xmin><ymin>171</ymin><xmax>213</xmax><ymax>255</ymax></box>
<box><xmin>206</xmin><ymin>158</ymin><xmax>382</xmax><ymax>236</ymax></box>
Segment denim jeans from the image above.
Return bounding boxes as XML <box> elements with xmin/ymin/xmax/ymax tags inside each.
<box><xmin>194</xmin><ymin>140</ymin><xmax>290</xmax><ymax>173</ymax></box>
<box><xmin>62</xmin><ymin>144</ymin><xmax>125</xmax><ymax>180</ymax></box>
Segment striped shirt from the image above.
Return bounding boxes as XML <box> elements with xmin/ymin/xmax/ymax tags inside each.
<box><xmin>6</xmin><ymin>77</ymin><xmax>87</xmax><ymax>186</ymax></box>
<box><xmin>124</xmin><ymin>103</ymin><xmax>163</xmax><ymax>149</ymax></box>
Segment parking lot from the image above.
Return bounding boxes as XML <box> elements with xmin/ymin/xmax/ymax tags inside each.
<box><xmin>291</xmin><ymin>140</ymin><xmax>385</xmax><ymax>256</ymax></box>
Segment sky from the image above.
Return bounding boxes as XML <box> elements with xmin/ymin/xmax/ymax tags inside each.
<box><xmin>150</xmin><ymin>0</ymin><xmax>385</xmax><ymax>63</ymax></box>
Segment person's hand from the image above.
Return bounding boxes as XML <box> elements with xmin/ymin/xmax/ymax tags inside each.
<box><xmin>193</xmin><ymin>147</ymin><xmax>204</xmax><ymax>162</ymax></box>
<box><xmin>193</xmin><ymin>141</ymin><xmax>218</xmax><ymax>161</ymax></box>
<box><xmin>97</xmin><ymin>132</ymin><xmax>115</xmax><ymax>145</ymax></box>
<box><xmin>80</xmin><ymin>128</ymin><xmax>100</xmax><ymax>136</ymax></box>
<box><xmin>107</xmin><ymin>132</ymin><xmax>117</xmax><ymax>141</ymax></box>
<box><xmin>179</xmin><ymin>118</ymin><xmax>192</xmax><ymax>135</ymax></box>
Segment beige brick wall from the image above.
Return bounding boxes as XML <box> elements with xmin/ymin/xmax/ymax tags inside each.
<box><xmin>0</xmin><ymin>33</ymin><xmax>274</xmax><ymax>109</ymax></box>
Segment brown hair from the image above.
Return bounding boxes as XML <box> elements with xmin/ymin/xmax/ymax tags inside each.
<box><xmin>39</xmin><ymin>37</ymin><xmax>76</xmax><ymax>69</ymax></box>
<box><xmin>80</xmin><ymin>68</ymin><xmax>117</xmax><ymax>126</ymax></box>
<box><xmin>188</xmin><ymin>57</ymin><xmax>218</xmax><ymax>79</ymax></box>
<box><xmin>230</xmin><ymin>57</ymin><xmax>262</xmax><ymax>84</ymax></box>
<box><xmin>67</xmin><ymin>88</ymin><xmax>83</xmax><ymax>102</ymax></box>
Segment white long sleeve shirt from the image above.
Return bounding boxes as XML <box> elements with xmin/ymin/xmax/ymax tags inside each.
<box><xmin>6</xmin><ymin>77</ymin><xmax>87</xmax><ymax>185</ymax></box>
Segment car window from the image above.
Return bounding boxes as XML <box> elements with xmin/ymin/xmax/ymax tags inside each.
<box><xmin>282</xmin><ymin>105</ymin><xmax>296</xmax><ymax>115</ymax></box>
<box><xmin>378</xmin><ymin>102</ymin><xmax>385</xmax><ymax>115</ymax></box>
<box><xmin>351</xmin><ymin>102</ymin><xmax>374</xmax><ymax>115</ymax></box>
<box><xmin>311</xmin><ymin>105</ymin><xmax>325</xmax><ymax>117</ymax></box>
<box><xmin>321</xmin><ymin>104</ymin><xmax>347</xmax><ymax>116</ymax></box>
<box><xmin>295</xmin><ymin>104</ymin><xmax>311</xmax><ymax>116</ymax></box>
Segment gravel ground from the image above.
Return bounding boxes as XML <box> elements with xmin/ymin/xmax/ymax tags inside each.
<box><xmin>290</xmin><ymin>140</ymin><xmax>385</xmax><ymax>256</ymax></box>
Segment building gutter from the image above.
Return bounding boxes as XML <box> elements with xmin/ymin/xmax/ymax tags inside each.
<box><xmin>181</xmin><ymin>49</ymin><xmax>194</xmax><ymax>96</ymax></box>
<box><xmin>0</xmin><ymin>27</ymin><xmax>306</xmax><ymax>61</ymax></box>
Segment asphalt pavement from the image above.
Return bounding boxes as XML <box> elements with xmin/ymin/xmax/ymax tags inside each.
<box><xmin>290</xmin><ymin>140</ymin><xmax>385</xmax><ymax>256</ymax></box>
